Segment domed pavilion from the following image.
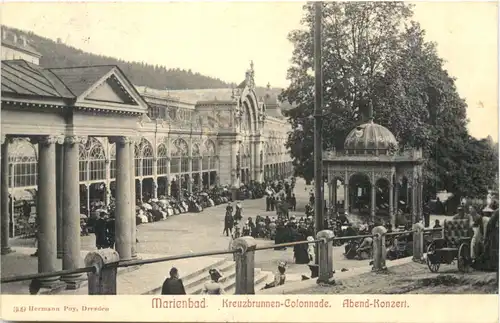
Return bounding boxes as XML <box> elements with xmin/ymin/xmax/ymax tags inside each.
<box><xmin>322</xmin><ymin>113</ymin><xmax>425</xmax><ymax>226</ymax></box>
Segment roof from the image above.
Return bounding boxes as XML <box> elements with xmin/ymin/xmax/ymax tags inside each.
<box><xmin>48</xmin><ymin>65</ymin><xmax>115</xmax><ymax>97</ymax></box>
<box><xmin>1</xmin><ymin>60</ymin><xmax>74</xmax><ymax>98</ymax></box>
<box><xmin>344</xmin><ymin>120</ymin><xmax>398</xmax><ymax>151</ymax></box>
<box><xmin>146</xmin><ymin>88</ymin><xmax>236</xmax><ymax>104</ymax></box>
<box><xmin>2</xmin><ymin>60</ymin><xmax>145</xmax><ymax>111</ymax></box>
<box><xmin>1</xmin><ymin>37</ymin><xmax>41</xmax><ymax>57</ymax></box>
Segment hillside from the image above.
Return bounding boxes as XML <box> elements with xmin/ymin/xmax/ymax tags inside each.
<box><xmin>3</xmin><ymin>26</ymin><xmax>233</xmax><ymax>90</ymax></box>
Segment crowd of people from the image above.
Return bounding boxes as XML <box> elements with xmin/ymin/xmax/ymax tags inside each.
<box><xmin>80</xmin><ymin>182</ymin><xmax>268</xmax><ymax>250</ymax></box>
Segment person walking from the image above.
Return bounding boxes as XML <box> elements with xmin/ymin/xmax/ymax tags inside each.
<box><xmin>94</xmin><ymin>212</ymin><xmax>108</xmax><ymax>250</ymax></box>
<box><xmin>161</xmin><ymin>267</ymin><xmax>186</xmax><ymax>295</ymax></box>
<box><xmin>223</xmin><ymin>212</ymin><xmax>234</xmax><ymax>237</ymax></box>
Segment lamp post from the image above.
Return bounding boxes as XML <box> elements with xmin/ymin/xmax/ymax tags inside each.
<box><xmin>313</xmin><ymin>1</ymin><xmax>324</xmax><ymax>236</ymax></box>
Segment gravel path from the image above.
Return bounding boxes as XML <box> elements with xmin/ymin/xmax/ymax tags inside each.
<box><xmin>293</xmin><ymin>262</ymin><xmax>498</xmax><ymax>294</ymax></box>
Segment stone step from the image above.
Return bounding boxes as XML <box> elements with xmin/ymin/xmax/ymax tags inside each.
<box><xmin>226</xmin><ymin>270</ymin><xmax>273</xmax><ymax>295</ymax></box>
<box><xmin>142</xmin><ymin>258</ymin><xmax>232</xmax><ymax>295</ymax></box>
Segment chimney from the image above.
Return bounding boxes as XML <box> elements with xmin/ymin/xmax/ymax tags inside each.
<box><xmin>21</xmin><ymin>35</ymin><xmax>27</xmax><ymax>47</ymax></box>
<box><xmin>12</xmin><ymin>33</ymin><xmax>17</xmax><ymax>44</ymax></box>
<box><xmin>1</xmin><ymin>29</ymin><xmax>6</xmax><ymax>40</ymax></box>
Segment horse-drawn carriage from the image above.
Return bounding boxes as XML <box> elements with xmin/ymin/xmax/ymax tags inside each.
<box><xmin>426</xmin><ymin>219</ymin><xmax>473</xmax><ymax>273</ymax></box>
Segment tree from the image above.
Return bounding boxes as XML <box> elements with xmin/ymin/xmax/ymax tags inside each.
<box><xmin>282</xmin><ymin>2</ymin><xmax>496</xmax><ymax>201</ymax></box>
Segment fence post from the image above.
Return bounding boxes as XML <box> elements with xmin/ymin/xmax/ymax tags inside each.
<box><xmin>84</xmin><ymin>249</ymin><xmax>120</xmax><ymax>295</ymax></box>
<box><xmin>371</xmin><ymin>226</ymin><xmax>387</xmax><ymax>271</ymax></box>
<box><xmin>316</xmin><ymin>230</ymin><xmax>335</xmax><ymax>284</ymax></box>
<box><xmin>412</xmin><ymin>223</ymin><xmax>425</xmax><ymax>263</ymax></box>
<box><xmin>232</xmin><ymin>236</ymin><xmax>257</xmax><ymax>295</ymax></box>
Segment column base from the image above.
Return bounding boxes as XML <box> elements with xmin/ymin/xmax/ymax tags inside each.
<box><xmin>316</xmin><ymin>277</ymin><xmax>335</xmax><ymax>285</ymax></box>
<box><xmin>1</xmin><ymin>246</ymin><xmax>14</xmax><ymax>255</ymax></box>
<box><xmin>39</xmin><ymin>276</ymin><xmax>66</xmax><ymax>290</ymax></box>
<box><xmin>61</xmin><ymin>275</ymin><xmax>86</xmax><ymax>290</ymax></box>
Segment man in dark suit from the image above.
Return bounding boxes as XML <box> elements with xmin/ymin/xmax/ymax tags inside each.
<box><xmin>161</xmin><ymin>267</ymin><xmax>186</xmax><ymax>295</ymax></box>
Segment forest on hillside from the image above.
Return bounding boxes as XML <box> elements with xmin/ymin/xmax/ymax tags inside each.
<box><xmin>5</xmin><ymin>26</ymin><xmax>234</xmax><ymax>90</ymax></box>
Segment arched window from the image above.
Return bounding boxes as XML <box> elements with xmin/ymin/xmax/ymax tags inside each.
<box><xmin>157</xmin><ymin>143</ymin><xmax>168</xmax><ymax>175</ymax></box>
<box><xmin>134</xmin><ymin>142</ymin><xmax>141</xmax><ymax>177</ymax></box>
<box><xmin>141</xmin><ymin>139</ymin><xmax>154</xmax><ymax>177</ymax></box>
<box><xmin>191</xmin><ymin>144</ymin><xmax>201</xmax><ymax>172</ymax></box>
<box><xmin>79</xmin><ymin>142</ymin><xmax>88</xmax><ymax>182</ymax></box>
<box><xmin>79</xmin><ymin>138</ymin><xmax>106</xmax><ymax>182</ymax></box>
<box><xmin>264</xmin><ymin>142</ymin><xmax>271</xmax><ymax>165</ymax></box>
<box><xmin>178</xmin><ymin>140</ymin><xmax>189</xmax><ymax>173</ymax></box>
<box><xmin>8</xmin><ymin>139</ymin><xmax>38</xmax><ymax>188</ymax></box>
<box><xmin>203</xmin><ymin>139</ymin><xmax>216</xmax><ymax>170</ymax></box>
<box><xmin>88</xmin><ymin>140</ymin><xmax>106</xmax><ymax>181</ymax></box>
<box><xmin>171</xmin><ymin>139</ymin><xmax>188</xmax><ymax>174</ymax></box>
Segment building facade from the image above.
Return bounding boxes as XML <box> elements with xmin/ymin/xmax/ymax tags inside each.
<box><xmin>0</xmin><ymin>34</ymin><xmax>292</xmax><ymax>287</ymax></box>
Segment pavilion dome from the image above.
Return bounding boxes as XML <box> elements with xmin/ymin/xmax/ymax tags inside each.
<box><xmin>344</xmin><ymin>120</ymin><xmax>398</xmax><ymax>152</ymax></box>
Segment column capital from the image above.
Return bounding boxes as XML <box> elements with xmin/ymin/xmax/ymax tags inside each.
<box><xmin>64</xmin><ymin>135</ymin><xmax>88</xmax><ymax>146</ymax></box>
<box><xmin>109</xmin><ymin>136</ymin><xmax>134</xmax><ymax>146</ymax></box>
<box><xmin>0</xmin><ymin>135</ymin><xmax>5</xmax><ymax>145</ymax></box>
<box><xmin>32</xmin><ymin>135</ymin><xmax>65</xmax><ymax>146</ymax></box>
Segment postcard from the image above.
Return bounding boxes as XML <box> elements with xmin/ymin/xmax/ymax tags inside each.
<box><xmin>0</xmin><ymin>1</ymin><xmax>498</xmax><ymax>322</ymax></box>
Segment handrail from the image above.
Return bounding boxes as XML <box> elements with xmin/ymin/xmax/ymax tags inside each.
<box><xmin>114</xmin><ymin>249</ymin><xmax>238</xmax><ymax>268</ymax></box>
<box><xmin>424</xmin><ymin>227</ymin><xmax>443</xmax><ymax>232</ymax></box>
<box><xmin>1</xmin><ymin>226</ymin><xmax>442</xmax><ymax>284</ymax></box>
<box><xmin>331</xmin><ymin>234</ymin><xmax>374</xmax><ymax>241</ymax></box>
<box><xmin>1</xmin><ymin>266</ymin><xmax>95</xmax><ymax>284</ymax></box>
<box><xmin>385</xmin><ymin>230</ymin><xmax>414</xmax><ymax>236</ymax></box>
<box><xmin>254</xmin><ymin>239</ymin><xmax>323</xmax><ymax>251</ymax></box>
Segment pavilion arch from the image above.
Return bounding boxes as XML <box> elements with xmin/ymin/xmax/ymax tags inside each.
<box><xmin>240</xmin><ymin>88</ymin><xmax>260</xmax><ymax>133</ymax></box>
<box><xmin>375</xmin><ymin>177</ymin><xmax>391</xmax><ymax>213</ymax></box>
<box><xmin>8</xmin><ymin>138</ymin><xmax>38</xmax><ymax>188</ymax></box>
<box><xmin>134</xmin><ymin>138</ymin><xmax>154</xmax><ymax>177</ymax></box>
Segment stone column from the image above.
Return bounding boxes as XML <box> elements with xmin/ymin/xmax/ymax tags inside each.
<box><xmin>198</xmin><ymin>158</ymin><xmax>202</xmax><ymax>189</ymax></box>
<box><xmin>412</xmin><ymin>180</ymin><xmax>418</xmax><ymax>223</ymax></box>
<box><xmin>56</xmin><ymin>144</ymin><xmax>64</xmax><ymax>259</ymax></box>
<box><xmin>152</xmin><ymin>156</ymin><xmax>158</xmax><ymax>199</ymax></box>
<box><xmin>207</xmin><ymin>158</ymin><xmax>211</xmax><ymax>188</ymax></box>
<box><xmin>333</xmin><ymin>181</ymin><xmax>337</xmax><ymax>213</ymax></box>
<box><xmin>418</xmin><ymin>178</ymin><xmax>424</xmax><ymax>222</ymax></box>
<box><xmin>187</xmin><ymin>156</ymin><xmax>193</xmax><ymax>193</ymax></box>
<box><xmin>61</xmin><ymin>135</ymin><xmax>87</xmax><ymax>289</ymax></box>
<box><xmin>389</xmin><ymin>183</ymin><xmax>394</xmax><ymax>228</ymax></box>
<box><xmin>113</xmin><ymin>137</ymin><xmax>132</xmax><ymax>260</ymax></box>
<box><xmin>1</xmin><ymin>136</ymin><xmax>13</xmax><ymax>255</ymax></box>
<box><xmin>370</xmin><ymin>183</ymin><xmax>376</xmax><ymax>220</ymax></box>
<box><xmin>105</xmin><ymin>148</ymin><xmax>111</xmax><ymax>207</ymax></box>
<box><xmin>231</xmin><ymin>141</ymin><xmax>238</xmax><ymax>201</ymax></box>
<box><xmin>344</xmin><ymin>184</ymin><xmax>349</xmax><ymax>214</ymax></box>
<box><xmin>394</xmin><ymin>176</ymin><xmax>399</xmax><ymax>215</ymax></box>
<box><xmin>37</xmin><ymin>135</ymin><xmax>64</xmax><ymax>287</ymax></box>
<box><xmin>253</xmin><ymin>141</ymin><xmax>262</xmax><ymax>182</ymax></box>
<box><xmin>166</xmin><ymin>157</ymin><xmax>171</xmax><ymax>195</ymax></box>
<box><xmin>129</xmin><ymin>139</ymin><xmax>137</xmax><ymax>258</ymax></box>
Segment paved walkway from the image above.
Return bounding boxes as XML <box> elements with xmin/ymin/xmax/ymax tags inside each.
<box><xmin>4</xmin><ymin>178</ymin><xmax>444</xmax><ymax>294</ymax></box>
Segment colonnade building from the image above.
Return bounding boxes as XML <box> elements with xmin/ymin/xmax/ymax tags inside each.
<box><xmin>0</xmin><ymin>33</ymin><xmax>292</xmax><ymax>288</ymax></box>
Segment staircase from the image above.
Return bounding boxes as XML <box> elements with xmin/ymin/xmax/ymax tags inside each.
<box><xmin>142</xmin><ymin>258</ymin><xmax>273</xmax><ymax>295</ymax></box>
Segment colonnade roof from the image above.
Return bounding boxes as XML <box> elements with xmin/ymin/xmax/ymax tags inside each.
<box><xmin>1</xmin><ymin>59</ymin><xmax>149</xmax><ymax>114</ymax></box>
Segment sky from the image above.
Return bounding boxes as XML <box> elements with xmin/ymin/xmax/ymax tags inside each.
<box><xmin>1</xmin><ymin>1</ymin><xmax>498</xmax><ymax>141</ymax></box>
